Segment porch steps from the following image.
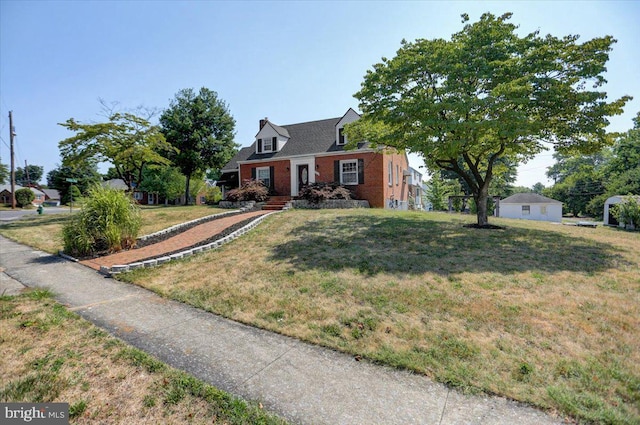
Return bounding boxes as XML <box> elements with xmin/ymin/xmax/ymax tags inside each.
<box><xmin>262</xmin><ymin>196</ymin><xmax>291</xmax><ymax>211</ymax></box>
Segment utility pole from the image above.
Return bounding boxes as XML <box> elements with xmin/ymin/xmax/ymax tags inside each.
<box><xmin>9</xmin><ymin>111</ymin><xmax>16</xmax><ymax>209</ymax></box>
<box><xmin>25</xmin><ymin>160</ymin><xmax>31</xmax><ymax>186</ymax></box>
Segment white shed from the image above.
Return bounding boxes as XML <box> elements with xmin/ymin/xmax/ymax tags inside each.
<box><xmin>499</xmin><ymin>193</ymin><xmax>563</xmax><ymax>223</ymax></box>
<box><xmin>603</xmin><ymin>195</ymin><xmax>640</xmax><ymax>226</ymax></box>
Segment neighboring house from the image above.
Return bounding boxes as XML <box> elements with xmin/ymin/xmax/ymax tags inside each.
<box><xmin>603</xmin><ymin>195</ymin><xmax>640</xmax><ymax>226</ymax></box>
<box><xmin>499</xmin><ymin>193</ymin><xmax>563</xmax><ymax>223</ymax></box>
<box><xmin>41</xmin><ymin>188</ymin><xmax>61</xmax><ymax>206</ymax></box>
<box><xmin>406</xmin><ymin>166</ymin><xmax>424</xmax><ymax>210</ymax></box>
<box><xmin>102</xmin><ymin>178</ymin><xmax>207</xmax><ymax>206</ymax></box>
<box><xmin>220</xmin><ymin>108</ymin><xmax>413</xmax><ymax>209</ymax></box>
<box><xmin>0</xmin><ymin>184</ymin><xmax>46</xmax><ymax>206</ymax></box>
<box><xmin>102</xmin><ymin>179</ymin><xmax>128</xmax><ymax>191</ymax></box>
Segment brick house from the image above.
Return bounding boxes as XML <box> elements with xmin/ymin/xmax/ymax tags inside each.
<box><xmin>220</xmin><ymin>109</ymin><xmax>416</xmax><ymax>209</ymax></box>
<box><xmin>0</xmin><ymin>184</ymin><xmax>46</xmax><ymax>206</ymax></box>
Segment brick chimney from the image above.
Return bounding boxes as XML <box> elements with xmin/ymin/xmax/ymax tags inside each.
<box><xmin>259</xmin><ymin>117</ymin><xmax>268</xmax><ymax>130</ymax></box>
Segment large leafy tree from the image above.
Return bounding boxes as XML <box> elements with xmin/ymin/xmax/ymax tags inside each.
<box><xmin>59</xmin><ymin>112</ymin><xmax>173</xmax><ymax>191</ymax></box>
<box><xmin>15</xmin><ymin>165</ymin><xmax>44</xmax><ymax>186</ymax></box>
<box><xmin>160</xmin><ymin>87</ymin><xmax>238</xmax><ymax>205</ymax></box>
<box><xmin>346</xmin><ymin>12</ymin><xmax>631</xmax><ymax>226</ymax></box>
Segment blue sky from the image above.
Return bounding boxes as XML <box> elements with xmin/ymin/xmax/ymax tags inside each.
<box><xmin>1</xmin><ymin>1</ymin><xmax>638</xmax><ymax>187</ymax></box>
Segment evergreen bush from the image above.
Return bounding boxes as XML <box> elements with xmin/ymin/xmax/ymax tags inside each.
<box><xmin>15</xmin><ymin>188</ymin><xmax>35</xmax><ymax>207</ymax></box>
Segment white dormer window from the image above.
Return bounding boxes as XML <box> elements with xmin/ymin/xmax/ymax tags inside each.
<box><xmin>257</xmin><ymin>136</ymin><xmax>276</xmax><ymax>153</ymax></box>
<box><xmin>338</xmin><ymin>128</ymin><xmax>346</xmax><ymax>145</ymax></box>
<box><xmin>263</xmin><ymin>137</ymin><xmax>273</xmax><ymax>151</ymax></box>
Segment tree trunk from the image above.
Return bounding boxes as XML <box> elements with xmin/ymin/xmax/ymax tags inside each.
<box><xmin>475</xmin><ymin>186</ymin><xmax>490</xmax><ymax>227</ymax></box>
<box><xmin>184</xmin><ymin>173</ymin><xmax>191</xmax><ymax>205</ymax></box>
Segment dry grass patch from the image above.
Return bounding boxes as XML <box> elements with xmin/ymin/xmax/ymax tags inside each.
<box><xmin>0</xmin><ymin>205</ymin><xmax>225</xmax><ymax>253</ymax></box>
<box><xmin>121</xmin><ymin>209</ymin><xmax>640</xmax><ymax>424</ymax></box>
<box><xmin>0</xmin><ymin>289</ymin><xmax>286</xmax><ymax>424</ymax></box>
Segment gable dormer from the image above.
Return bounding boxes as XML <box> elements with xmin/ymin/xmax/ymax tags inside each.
<box><xmin>255</xmin><ymin>118</ymin><xmax>290</xmax><ymax>154</ymax></box>
<box><xmin>335</xmin><ymin>108</ymin><xmax>361</xmax><ymax>146</ymax></box>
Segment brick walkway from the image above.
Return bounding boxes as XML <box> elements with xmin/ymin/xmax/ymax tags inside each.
<box><xmin>80</xmin><ymin>210</ymin><xmax>271</xmax><ymax>270</ymax></box>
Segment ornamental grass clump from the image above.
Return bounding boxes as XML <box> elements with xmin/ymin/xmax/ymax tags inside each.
<box><xmin>62</xmin><ymin>185</ymin><xmax>141</xmax><ymax>257</ymax></box>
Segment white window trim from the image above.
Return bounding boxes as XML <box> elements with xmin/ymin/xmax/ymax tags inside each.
<box><xmin>256</xmin><ymin>166</ymin><xmax>271</xmax><ymax>188</ymax></box>
<box><xmin>134</xmin><ymin>192</ymin><xmax>144</xmax><ymax>201</ymax></box>
<box><xmin>396</xmin><ymin>165</ymin><xmax>400</xmax><ymax>186</ymax></box>
<box><xmin>262</xmin><ymin>137</ymin><xmax>273</xmax><ymax>152</ymax></box>
<box><xmin>522</xmin><ymin>205</ymin><xmax>530</xmax><ymax>215</ymax></box>
<box><xmin>340</xmin><ymin>159</ymin><xmax>358</xmax><ymax>186</ymax></box>
<box><xmin>388</xmin><ymin>161</ymin><xmax>393</xmax><ymax>186</ymax></box>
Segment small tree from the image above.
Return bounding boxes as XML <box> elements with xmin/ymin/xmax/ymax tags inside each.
<box><xmin>15</xmin><ymin>188</ymin><xmax>35</xmax><ymax>207</ymax></box>
<box><xmin>62</xmin><ymin>185</ymin><xmax>82</xmax><ymax>205</ymax></box>
<box><xmin>424</xmin><ymin>174</ymin><xmax>450</xmax><ymax>211</ymax></box>
<box><xmin>204</xmin><ymin>186</ymin><xmax>223</xmax><ymax>205</ymax></box>
<box><xmin>612</xmin><ymin>196</ymin><xmax>640</xmax><ymax>230</ymax></box>
<box><xmin>62</xmin><ymin>185</ymin><xmax>141</xmax><ymax>256</ymax></box>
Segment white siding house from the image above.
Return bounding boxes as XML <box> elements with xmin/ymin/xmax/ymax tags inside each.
<box><xmin>499</xmin><ymin>193</ymin><xmax>563</xmax><ymax>223</ymax></box>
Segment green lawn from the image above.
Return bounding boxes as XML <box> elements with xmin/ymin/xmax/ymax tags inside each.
<box><xmin>119</xmin><ymin>209</ymin><xmax>640</xmax><ymax>424</ymax></box>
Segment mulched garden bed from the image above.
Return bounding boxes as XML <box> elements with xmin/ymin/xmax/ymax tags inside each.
<box><xmin>133</xmin><ymin>215</ymin><xmax>261</xmax><ymax>262</ymax></box>
<box><xmin>463</xmin><ymin>223</ymin><xmax>504</xmax><ymax>230</ymax></box>
<box><xmin>135</xmin><ymin>208</ymin><xmax>258</xmax><ymax>248</ymax></box>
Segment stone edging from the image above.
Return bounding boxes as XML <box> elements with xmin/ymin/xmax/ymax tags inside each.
<box><xmin>137</xmin><ymin>203</ymin><xmax>256</xmax><ymax>244</ymax></box>
<box><xmin>97</xmin><ymin>210</ymin><xmax>278</xmax><ymax>276</ymax></box>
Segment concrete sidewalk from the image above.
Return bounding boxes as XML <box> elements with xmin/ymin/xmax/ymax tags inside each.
<box><xmin>0</xmin><ymin>236</ymin><xmax>564</xmax><ymax>425</ymax></box>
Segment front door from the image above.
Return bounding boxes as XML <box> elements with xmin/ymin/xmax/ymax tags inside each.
<box><xmin>297</xmin><ymin>164</ymin><xmax>309</xmax><ymax>194</ymax></box>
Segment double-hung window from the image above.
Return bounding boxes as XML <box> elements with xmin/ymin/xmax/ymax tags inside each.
<box><xmin>338</xmin><ymin>128</ymin><xmax>346</xmax><ymax>145</ymax></box>
<box><xmin>257</xmin><ymin>167</ymin><xmax>271</xmax><ymax>189</ymax></box>
<box><xmin>340</xmin><ymin>160</ymin><xmax>358</xmax><ymax>185</ymax></box>
<box><xmin>522</xmin><ymin>205</ymin><xmax>530</xmax><ymax>215</ymax></box>
<box><xmin>262</xmin><ymin>137</ymin><xmax>273</xmax><ymax>152</ymax></box>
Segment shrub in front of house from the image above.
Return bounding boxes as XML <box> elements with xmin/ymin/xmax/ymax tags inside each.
<box><xmin>226</xmin><ymin>179</ymin><xmax>269</xmax><ymax>202</ymax></box>
<box><xmin>62</xmin><ymin>185</ymin><xmax>141</xmax><ymax>257</ymax></box>
<box><xmin>15</xmin><ymin>188</ymin><xmax>35</xmax><ymax>207</ymax></box>
<box><xmin>297</xmin><ymin>182</ymin><xmax>352</xmax><ymax>203</ymax></box>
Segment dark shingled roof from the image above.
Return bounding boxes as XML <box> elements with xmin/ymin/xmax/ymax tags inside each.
<box><xmin>501</xmin><ymin>193</ymin><xmax>562</xmax><ymax>204</ymax></box>
<box><xmin>222</xmin><ymin>117</ymin><xmax>369</xmax><ymax>170</ymax></box>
